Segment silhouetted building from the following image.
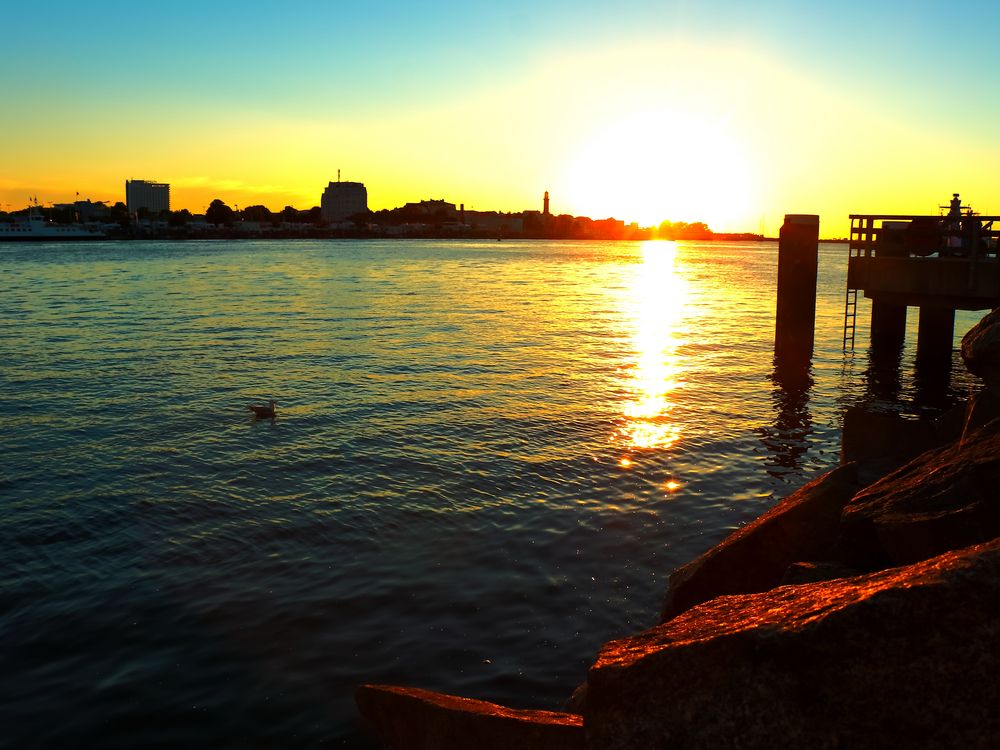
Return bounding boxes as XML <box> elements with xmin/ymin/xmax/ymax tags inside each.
<box><xmin>543</xmin><ymin>191</ymin><xmax>550</xmax><ymax>216</ymax></box>
<box><xmin>126</xmin><ymin>180</ymin><xmax>170</xmax><ymax>215</ymax></box>
<box><xmin>52</xmin><ymin>199</ymin><xmax>110</xmax><ymax>222</ymax></box>
<box><xmin>401</xmin><ymin>199</ymin><xmax>457</xmax><ymax>218</ymax></box>
<box><xmin>321</xmin><ymin>180</ymin><xmax>368</xmax><ymax>222</ymax></box>
<box><xmin>463</xmin><ymin>210</ymin><xmax>523</xmax><ymax>234</ymax></box>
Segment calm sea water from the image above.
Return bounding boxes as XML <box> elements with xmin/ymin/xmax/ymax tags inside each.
<box><xmin>2</xmin><ymin>239</ymin><xmax>980</xmax><ymax>748</ymax></box>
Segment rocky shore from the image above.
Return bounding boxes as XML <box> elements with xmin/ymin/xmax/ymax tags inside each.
<box><xmin>357</xmin><ymin>310</ymin><xmax>1000</xmax><ymax>749</ymax></box>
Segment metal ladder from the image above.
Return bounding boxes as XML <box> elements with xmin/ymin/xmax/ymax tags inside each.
<box><xmin>842</xmin><ymin>215</ymin><xmax>868</xmax><ymax>350</ymax></box>
<box><xmin>843</xmin><ymin>286</ymin><xmax>858</xmax><ymax>349</ymax></box>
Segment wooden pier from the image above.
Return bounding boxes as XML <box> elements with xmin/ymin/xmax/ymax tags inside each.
<box><xmin>845</xmin><ymin>198</ymin><xmax>1000</xmax><ymax>361</ymax></box>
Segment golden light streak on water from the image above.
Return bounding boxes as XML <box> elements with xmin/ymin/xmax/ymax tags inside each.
<box><xmin>616</xmin><ymin>240</ymin><xmax>688</xmax><ymax>451</ymax></box>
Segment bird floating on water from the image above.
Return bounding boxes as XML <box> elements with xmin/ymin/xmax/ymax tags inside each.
<box><xmin>248</xmin><ymin>400</ymin><xmax>277</xmax><ymax>419</ymax></box>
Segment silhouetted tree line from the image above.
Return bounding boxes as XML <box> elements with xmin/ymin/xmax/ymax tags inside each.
<box><xmin>656</xmin><ymin>220</ymin><xmax>713</xmax><ymax>240</ymax></box>
<box><xmin>196</xmin><ymin>200</ymin><xmax>324</xmax><ymax>227</ymax></box>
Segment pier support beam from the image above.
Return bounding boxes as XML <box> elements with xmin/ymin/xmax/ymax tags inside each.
<box><xmin>775</xmin><ymin>214</ymin><xmax>819</xmax><ymax>366</ymax></box>
<box><xmin>870</xmin><ymin>300</ymin><xmax>907</xmax><ymax>348</ymax></box>
<box><xmin>916</xmin><ymin>306</ymin><xmax>956</xmax><ymax>364</ymax></box>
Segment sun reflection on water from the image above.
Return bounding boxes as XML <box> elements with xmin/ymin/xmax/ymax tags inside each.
<box><xmin>615</xmin><ymin>240</ymin><xmax>688</xmax><ymax>453</ymax></box>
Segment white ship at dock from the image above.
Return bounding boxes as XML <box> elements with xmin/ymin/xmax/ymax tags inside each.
<box><xmin>0</xmin><ymin>207</ymin><xmax>106</xmax><ymax>240</ymax></box>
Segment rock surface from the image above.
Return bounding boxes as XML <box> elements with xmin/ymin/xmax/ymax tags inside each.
<box><xmin>356</xmin><ymin>684</ymin><xmax>584</xmax><ymax>750</ymax></box>
<box><xmin>660</xmin><ymin>463</ymin><xmax>861</xmax><ymax>622</ymax></box>
<box><xmin>587</xmin><ymin>539</ymin><xmax>1000</xmax><ymax>750</ymax></box>
<box><xmin>961</xmin><ymin>306</ymin><xmax>1000</xmax><ymax>386</ymax></box>
<box><xmin>778</xmin><ymin>559</ymin><xmax>860</xmax><ymax>585</ymax></box>
<box><xmin>836</xmin><ymin>419</ymin><xmax>1000</xmax><ymax>569</ymax></box>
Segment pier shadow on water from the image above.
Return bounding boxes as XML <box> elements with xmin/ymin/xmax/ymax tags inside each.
<box><xmin>864</xmin><ymin>337</ymin><xmax>968</xmax><ymax>416</ymax></box>
<box><xmin>757</xmin><ymin>334</ymin><xmax>966</xmax><ymax>484</ymax></box>
<box><xmin>864</xmin><ymin>341</ymin><xmax>905</xmax><ymax>406</ymax></box>
<box><xmin>912</xmin><ymin>351</ymin><xmax>957</xmax><ymax>412</ymax></box>
<box><xmin>758</xmin><ymin>348</ymin><xmax>814</xmax><ymax>480</ymax></box>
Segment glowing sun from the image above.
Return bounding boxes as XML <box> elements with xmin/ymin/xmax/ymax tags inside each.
<box><xmin>561</xmin><ymin>110</ymin><xmax>754</xmax><ymax>230</ymax></box>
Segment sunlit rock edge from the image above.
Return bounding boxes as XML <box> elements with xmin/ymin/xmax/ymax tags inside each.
<box><xmin>356</xmin><ymin>309</ymin><xmax>1000</xmax><ymax>749</ymax></box>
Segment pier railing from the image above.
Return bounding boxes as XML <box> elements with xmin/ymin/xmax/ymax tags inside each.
<box><xmin>843</xmin><ymin>214</ymin><xmax>1000</xmax><ymax>348</ymax></box>
<box><xmin>849</xmin><ymin>214</ymin><xmax>1000</xmax><ymax>260</ymax></box>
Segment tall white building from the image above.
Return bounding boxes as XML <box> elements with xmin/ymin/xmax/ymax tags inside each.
<box><xmin>321</xmin><ymin>180</ymin><xmax>367</xmax><ymax>222</ymax></box>
<box><xmin>125</xmin><ymin>179</ymin><xmax>170</xmax><ymax>215</ymax></box>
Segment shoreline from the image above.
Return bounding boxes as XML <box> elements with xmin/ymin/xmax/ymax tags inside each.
<box><xmin>0</xmin><ymin>232</ymin><xmax>848</xmax><ymax>244</ymax></box>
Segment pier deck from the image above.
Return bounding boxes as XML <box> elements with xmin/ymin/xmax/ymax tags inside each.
<box><xmin>844</xmin><ymin>211</ymin><xmax>1000</xmax><ymax>356</ymax></box>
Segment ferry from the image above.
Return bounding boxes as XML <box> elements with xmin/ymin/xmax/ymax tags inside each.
<box><xmin>0</xmin><ymin>208</ymin><xmax>106</xmax><ymax>241</ymax></box>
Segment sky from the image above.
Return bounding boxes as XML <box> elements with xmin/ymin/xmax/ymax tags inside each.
<box><xmin>2</xmin><ymin>0</ymin><xmax>999</xmax><ymax>236</ymax></box>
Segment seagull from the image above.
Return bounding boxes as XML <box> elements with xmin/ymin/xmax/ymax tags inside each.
<box><xmin>248</xmin><ymin>400</ymin><xmax>276</xmax><ymax>419</ymax></box>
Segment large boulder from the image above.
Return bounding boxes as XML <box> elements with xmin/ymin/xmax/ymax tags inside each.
<box><xmin>961</xmin><ymin>307</ymin><xmax>1000</xmax><ymax>386</ymax></box>
<box><xmin>356</xmin><ymin>684</ymin><xmax>584</xmax><ymax>750</ymax></box>
<box><xmin>660</xmin><ymin>463</ymin><xmax>861</xmax><ymax>622</ymax></box>
<box><xmin>836</xmin><ymin>419</ymin><xmax>1000</xmax><ymax>569</ymax></box>
<box><xmin>586</xmin><ymin>539</ymin><xmax>1000</xmax><ymax>750</ymax></box>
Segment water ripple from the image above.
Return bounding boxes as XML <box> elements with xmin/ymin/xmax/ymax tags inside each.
<box><xmin>2</xmin><ymin>238</ymin><xmax>979</xmax><ymax>747</ymax></box>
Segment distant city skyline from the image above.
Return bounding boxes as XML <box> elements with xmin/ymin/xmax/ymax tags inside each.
<box><xmin>2</xmin><ymin>1</ymin><xmax>999</xmax><ymax>237</ymax></box>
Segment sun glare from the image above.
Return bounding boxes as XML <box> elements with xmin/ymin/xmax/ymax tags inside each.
<box><xmin>562</xmin><ymin>110</ymin><xmax>753</xmax><ymax>230</ymax></box>
<box><xmin>615</xmin><ymin>240</ymin><xmax>687</xmax><ymax>451</ymax></box>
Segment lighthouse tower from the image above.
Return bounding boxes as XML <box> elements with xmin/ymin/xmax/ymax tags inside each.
<box><xmin>543</xmin><ymin>191</ymin><xmax>550</xmax><ymax>216</ymax></box>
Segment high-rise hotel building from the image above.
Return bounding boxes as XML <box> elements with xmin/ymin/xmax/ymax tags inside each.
<box><xmin>125</xmin><ymin>179</ymin><xmax>170</xmax><ymax>215</ymax></box>
<box><xmin>321</xmin><ymin>180</ymin><xmax>367</xmax><ymax>222</ymax></box>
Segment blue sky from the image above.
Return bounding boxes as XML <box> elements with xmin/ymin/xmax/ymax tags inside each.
<box><xmin>8</xmin><ymin>0</ymin><xmax>996</xmax><ymax>109</ymax></box>
<box><xmin>3</xmin><ymin>0</ymin><xmax>999</xmax><ymax>231</ymax></box>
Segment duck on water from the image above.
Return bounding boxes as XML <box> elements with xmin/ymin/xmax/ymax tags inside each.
<box><xmin>248</xmin><ymin>400</ymin><xmax>276</xmax><ymax>419</ymax></box>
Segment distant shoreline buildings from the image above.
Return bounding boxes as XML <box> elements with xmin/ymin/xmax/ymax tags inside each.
<box><xmin>0</xmin><ymin>175</ymin><xmax>763</xmax><ymax>242</ymax></box>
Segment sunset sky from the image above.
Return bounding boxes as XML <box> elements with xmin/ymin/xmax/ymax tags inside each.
<box><xmin>2</xmin><ymin>0</ymin><xmax>999</xmax><ymax>235</ymax></box>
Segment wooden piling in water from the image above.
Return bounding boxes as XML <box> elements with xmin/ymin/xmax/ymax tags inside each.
<box><xmin>775</xmin><ymin>214</ymin><xmax>820</xmax><ymax>364</ymax></box>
